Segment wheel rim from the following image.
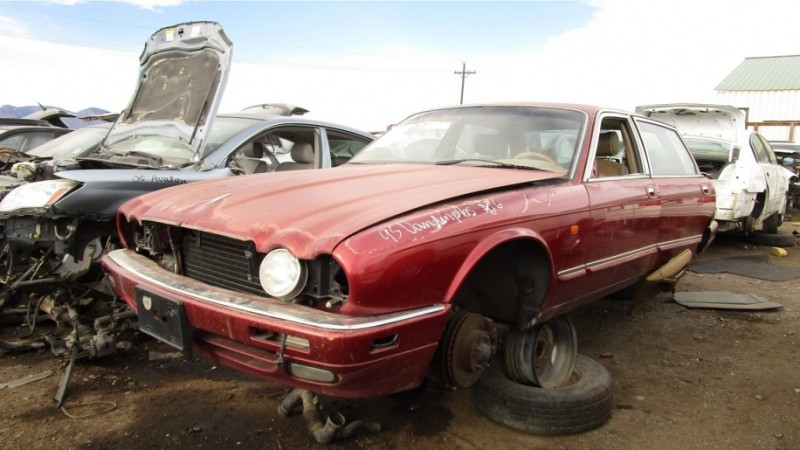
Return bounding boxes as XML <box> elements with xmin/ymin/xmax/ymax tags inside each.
<box><xmin>504</xmin><ymin>315</ymin><xmax>578</xmax><ymax>388</ymax></box>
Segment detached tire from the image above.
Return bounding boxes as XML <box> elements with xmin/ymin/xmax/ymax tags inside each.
<box><xmin>475</xmin><ymin>355</ymin><xmax>613</xmax><ymax>435</ymax></box>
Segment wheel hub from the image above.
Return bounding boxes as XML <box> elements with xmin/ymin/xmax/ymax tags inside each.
<box><xmin>442</xmin><ymin>311</ymin><xmax>497</xmax><ymax>388</ymax></box>
<box><xmin>504</xmin><ymin>315</ymin><xmax>578</xmax><ymax>388</ymax></box>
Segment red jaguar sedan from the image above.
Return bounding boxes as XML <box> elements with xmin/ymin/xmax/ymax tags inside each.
<box><xmin>102</xmin><ymin>103</ymin><xmax>716</xmax><ymax>433</ymax></box>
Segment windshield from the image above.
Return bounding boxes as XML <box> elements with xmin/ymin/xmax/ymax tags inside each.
<box><xmin>102</xmin><ymin>135</ymin><xmax>195</xmax><ymax>164</ymax></box>
<box><xmin>90</xmin><ymin>116</ymin><xmax>261</xmax><ymax>167</ymax></box>
<box><xmin>350</xmin><ymin>106</ymin><xmax>585</xmax><ymax>173</ymax></box>
<box><xmin>203</xmin><ymin>116</ymin><xmax>263</xmax><ymax>153</ymax></box>
<box><xmin>28</xmin><ymin>125</ymin><xmax>109</xmax><ymax>159</ymax></box>
<box><xmin>684</xmin><ymin>137</ymin><xmax>738</xmax><ymax>162</ymax></box>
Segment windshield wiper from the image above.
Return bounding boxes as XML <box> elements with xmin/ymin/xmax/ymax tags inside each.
<box><xmin>435</xmin><ymin>159</ymin><xmax>541</xmax><ymax>170</ymax></box>
<box><xmin>121</xmin><ymin>150</ymin><xmax>164</xmax><ymax>164</ymax></box>
<box><xmin>78</xmin><ymin>151</ymin><xmax>174</xmax><ymax>169</ymax></box>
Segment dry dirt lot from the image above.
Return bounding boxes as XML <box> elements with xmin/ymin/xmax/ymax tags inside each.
<box><xmin>1</xmin><ymin>224</ymin><xmax>799</xmax><ymax>450</ymax></box>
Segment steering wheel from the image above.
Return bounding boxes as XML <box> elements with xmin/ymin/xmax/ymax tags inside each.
<box><xmin>514</xmin><ymin>150</ymin><xmax>557</xmax><ymax>164</ymax></box>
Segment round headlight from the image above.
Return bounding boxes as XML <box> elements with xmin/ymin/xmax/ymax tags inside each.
<box><xmin>259</xmin><ymin>248</ymin><xmax>307</xmax><ymax>300</ymax></box>
<box><xmin>0</xmin><ymin>179</ymin><xmax>79</xmax><ymax>213</ymax></box>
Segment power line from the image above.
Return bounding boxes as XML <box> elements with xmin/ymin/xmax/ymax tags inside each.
<box><xmin>454</xmin><ymin>62</ymin><xmax>476</xmax><ymax>104</ymax></box>
<box><xmin>0</xmin><ymin>30</ymin><xmax>138</xmax><ymax>52</ymax></box>
<box><xmin>0</xmin><ymin>30</ymin><xmax>453</xmax><ymax>74</ymax></box>
<box><xmin>0</xmin><ymin>4</ymin><xmax>154</xmax><ymax>31</ymax></box>
<box><xmin>0</xmin><ymin>3</ymin><xmax>461</xmax><ymax>65</ymax></box>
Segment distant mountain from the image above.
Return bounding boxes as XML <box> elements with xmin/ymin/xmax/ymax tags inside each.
<box><xmin>0</xmin><ymin>104</ymin><xmax>112</xmax><ymax>128</ymax></box>
<box><xmin>76</xmin><ymin>107</ymin><xmax>110</xmax><ymax>117</ymax></box>
<box><xmin>0</xmin><ymin>104</ymin><xmax>48</xmax><ymax>118</ymax></box>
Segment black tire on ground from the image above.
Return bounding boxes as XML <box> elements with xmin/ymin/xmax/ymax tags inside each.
<box><xmin>474</xmin><ymin>354</ymin><xmax>613</xmax><ymax>435</ymax></box>
<box><xmin>746</xmin><ymin>231</ymin><xmax>796</xmax><ymax>247</ymax></box>
<box><xmin>762</xmin><ymin>213</ymin><xmax>781</xmax><ymax>234</ymax></box>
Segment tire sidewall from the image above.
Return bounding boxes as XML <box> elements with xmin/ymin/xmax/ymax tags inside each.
<box><xmin>475</xmin><ymin>354</ymin><xmax>613</xmax><ymax>435</ymax></box>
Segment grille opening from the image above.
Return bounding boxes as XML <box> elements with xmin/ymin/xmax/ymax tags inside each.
<box><xmin>182</xmin><ymin>230</ymin><xmax>265</xmax><ymax>297</ymax></box>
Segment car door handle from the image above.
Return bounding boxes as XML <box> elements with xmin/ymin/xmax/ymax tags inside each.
<box><xmin>646</xmin><ymin>186</ymin><xmax>658</xmax><ymax>198</ymax></box>
<box><xmin>701</xmin><ymin>184</ymin><xmax>711</xmax><ymax>195</ymax></box>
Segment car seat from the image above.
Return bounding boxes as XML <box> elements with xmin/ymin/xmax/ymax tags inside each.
<box><xmin>595</xmin><ymin>132</ymin><xmax>627</xmax><ymax>177</ymax></box>
<box><xmin>235</xmin><ymin>142</ymin><xmax>268</xmax><ymax>174</ymax></box>
<box><xmin>277</xmin><ymin>142</ymin><xmax>315</xmax><ymax>171</ymax></box>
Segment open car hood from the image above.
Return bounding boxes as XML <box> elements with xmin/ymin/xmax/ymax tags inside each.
<box><xmin>104</xmin><ymin>21</ymin><xmax>233</xmax><ymax>159</ymax></box>
<box><xmin>635</xmin><ymin>103</ymin><xmax>746</xmax><ymax>144</ymax></box>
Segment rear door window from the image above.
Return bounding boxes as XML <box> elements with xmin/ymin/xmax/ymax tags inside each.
<box><xmin>637</xmin><ymin>121</ymin><xmax>699</xmax><ymax>176</ymax></box>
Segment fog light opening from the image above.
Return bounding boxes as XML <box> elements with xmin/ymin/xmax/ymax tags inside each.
<box><xmin>287</xmin><ymin>362</ymin><xmax>337</xmax><ymax>383</ymax></box>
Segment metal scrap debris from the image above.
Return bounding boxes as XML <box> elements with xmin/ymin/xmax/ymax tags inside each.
<box><xmin>0</xmin><ymin>369</ymin><xmax>53</xmax><ymax>389</ymax></box>
<box><xmin>674</xmin><ymin>291</ymin><xmax>783</xmax><ymax>310</ymax></box>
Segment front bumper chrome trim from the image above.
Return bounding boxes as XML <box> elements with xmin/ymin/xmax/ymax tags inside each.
<box><xmin>106</xmin><ymin>249</ymin><xmax>446</xmax><ymax>332</ymax></box>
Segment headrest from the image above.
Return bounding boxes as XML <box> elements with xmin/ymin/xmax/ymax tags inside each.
<box><xmin>597</xmin><ymin>132</ymin><xmax>620</xmax><ymax>157</ymax></box>
<box><xmin>243</xmin><ymin>142</ymin><xmax>264</xmax><ymax>158</ymax></box>
<box><xmin>291</xmin><ymin>142</ymin><xmax>314</xmax><ymax>164</ymax></box>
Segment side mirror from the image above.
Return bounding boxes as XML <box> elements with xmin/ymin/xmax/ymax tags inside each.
<box><xmin>781</xmin><ymin>156</ymin><xmax>796</xmax><ymax>167</ymax></box>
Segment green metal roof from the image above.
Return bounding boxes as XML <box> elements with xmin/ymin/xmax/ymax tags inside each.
<box><xmin>715</xmin><ymin>55</ymin><xmax>800</xmax><ymax>91</ymax></box>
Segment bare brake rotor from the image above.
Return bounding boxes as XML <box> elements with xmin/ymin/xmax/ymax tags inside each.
<box><xmin>441</xmin><ymin>311</ymin><xmax>497</xmax><ymax>388</ymax></box>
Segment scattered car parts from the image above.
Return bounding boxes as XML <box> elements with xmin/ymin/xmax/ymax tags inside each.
<box><xmin>0</xmin><ymin>21</ymin><xmax>373</xmax><ymax>364</ymax></box>
<box><xmin>277</xmin><ymin>388</ymin><xmax>381</xmax><ymax>443</ymax></box>
<box><xmin>673</xmin><ymin>291</ymin><xmax>783</xmax><ymax>310</ymax></box>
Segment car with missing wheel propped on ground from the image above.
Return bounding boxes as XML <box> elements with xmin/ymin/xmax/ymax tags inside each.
<box><xmin>102</xmin><ymin>103</ymin><xmax>717</xmax><ymax>435</ymax></box>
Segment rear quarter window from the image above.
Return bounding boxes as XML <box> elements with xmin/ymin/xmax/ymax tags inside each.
<box><xmin>751</xmin><ymin>133</ymin><xmax>777</xmax><ymax>164</ymax></box>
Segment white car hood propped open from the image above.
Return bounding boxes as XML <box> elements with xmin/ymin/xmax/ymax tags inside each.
<box><xmin>103</xmin><ymin>21</ymin><xmax>233</xmax><ymax>160</ymax></box>
<box><xmin>635</xmin><ymin>103</ymin><xmax>746</xmax><ymax>144</ymax></box>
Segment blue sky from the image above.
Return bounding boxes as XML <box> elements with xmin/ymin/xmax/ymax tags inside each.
<box><xmin>1</xmin><ymin>1</ymin><xmax>798</xmax><ymax>130</ymax></box>
<box><xmin>0</xmin><ymin>2</ymin><xmax>591</xmax><ymax>55</ymax></box>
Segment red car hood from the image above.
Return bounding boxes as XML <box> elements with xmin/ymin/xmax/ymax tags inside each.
<box><xmin>121</xmin><ymin>164</ymin><xmax>564</xmax><ymax>257</ymax></box>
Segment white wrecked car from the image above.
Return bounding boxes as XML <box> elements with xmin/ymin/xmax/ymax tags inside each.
<box><xmin>636</xmin><ymin>104</ymin><xmax>792</xmax><ymax>234</ymax></box>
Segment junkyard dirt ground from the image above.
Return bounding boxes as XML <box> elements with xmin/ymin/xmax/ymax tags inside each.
<box><xmin>1</xmin><ymin>224</ymin><xmax>799</xmax><ymax>450</ymax></box>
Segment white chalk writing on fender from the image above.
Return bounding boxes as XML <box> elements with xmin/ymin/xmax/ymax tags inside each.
<box><xmin>132</xmin><ymin>175</ymin><xmax>187</xmax><ymax>184</ymax></box>
<box><xmin>378</xmin><ymin>198</ymin><xmax>503</xmax><ymax>243</ymax></box>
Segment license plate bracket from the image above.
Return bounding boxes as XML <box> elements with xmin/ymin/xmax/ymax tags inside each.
<box><xmin>136</xmin><ymin>287</ymin><xmax>192</xmax><ymax>351</ymax></box>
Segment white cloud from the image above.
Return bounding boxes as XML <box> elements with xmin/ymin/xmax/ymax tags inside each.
<box><xmin>222</xmin><ymin>55</ymin><xmax>460</xmax><ymax>131</ymax></box>
<box><xmin>0</xmin><ymin>33</ymin><xmax>138</xmax><ymax>113</ymax></box>
<box><xmin>45</xmin><ymin>0</ymin><xmax>88</xmax><ymax>5</ymax></box>
<box><xmin>465</xmin><ymin>0</ymin><xmax>800</xmax><ymax>112</ymax></box>
<box><xmin>120</xmin><ymin>0</ymin><xmax>184</xmax><ymax>12</ymax></box>
<box><xmin>45</xmin><ymin>0</ymin><xmax>181</xmax><ymax>9</ymax></box>
<box><xmin>0</xmin><ymin>15</ymin><xmax>27</xmax><ymax>34</ymax></box>
<box><xmin>4</xmin><ymin>0</ymin><xmax>800</xmax><ymax>131</ymax></box>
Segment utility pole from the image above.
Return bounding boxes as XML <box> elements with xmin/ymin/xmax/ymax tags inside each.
<box><xmin>454</xmin><ymin>62</ymin><xmax>476</xmax><ymax>104</ymax></box>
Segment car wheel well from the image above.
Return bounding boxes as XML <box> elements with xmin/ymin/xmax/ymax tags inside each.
<box><xmin>451</xmin><ymin>239</ymin><xmax>551</xmax><ymax>327</ymax></box>
<box><xmin>751</xmin><ymin>191</ymin><xmax>767</xmax><ymax>221</ymax></box>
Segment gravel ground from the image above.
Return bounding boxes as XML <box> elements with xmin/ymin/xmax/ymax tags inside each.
<box><xmin>1</xmin><ymin>222</ymin><xmax>798</xmax><ymax>450</ymax></box>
